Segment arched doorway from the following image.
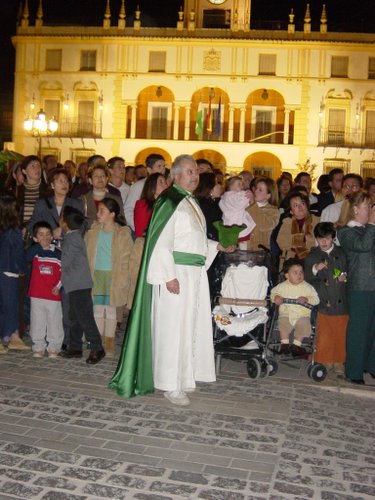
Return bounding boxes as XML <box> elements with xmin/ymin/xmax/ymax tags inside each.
<box><xmin>137</xmin><ymin>86</ymin><xmax>175</xmax><ymax>140</ymax></box>
<box><xmin>134</xmin><ymin>148</ymin><xmax>171</xmax><ymax>166</ymax></box>
<box><xmin>243</xmin><ymin>152</ymin><xmax>282</xmax><ymax>179</ymax></box>
<box><xmin>245</xmin><ymin>89</ymin><xmax>287</xmax><ymax>144</ymax></box>
<box><xmin>192</xmin><ymin>149</ymin><xmax>227</xmax><ymax>171</ymax></box>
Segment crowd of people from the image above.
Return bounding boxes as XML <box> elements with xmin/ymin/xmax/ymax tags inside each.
<box><xmin>0</xmin><ymin>153</ymin><xmax>375</xmax><ymax>406</ymax></box>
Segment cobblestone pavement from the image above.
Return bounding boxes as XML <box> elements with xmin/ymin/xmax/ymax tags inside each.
<box><xmin>1</xmin><ymin>338</ymin><xmax>375</xmax><ymax>500</ymax></box>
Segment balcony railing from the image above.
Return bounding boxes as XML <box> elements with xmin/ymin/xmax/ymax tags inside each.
<box><xmin>319</xmin><ymin>127</ymin><xmax>375</xmax><ymax>148</ymax></box>
<box><xmin>58</xmin><ymin>120</ymin><xmax>102</xmax><ymax>138</ymax></box>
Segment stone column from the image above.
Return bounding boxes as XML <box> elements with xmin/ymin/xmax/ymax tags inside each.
<box><xmin>184</xmin><ymin>105</ymin><xmax>190</xmax><ymax>141</ymax></box>
<box><xmin>123</xmin><ymin>103</ymin><xmax>128</xmax><ymax>138</ymax></box>
<box><xmin>228</xmin><ymin>105</ymin><xmax>235</xmax><ymax>143</ymax></box>
<box><xmin>130</xmin><ymin>103</ymin><xmax>137</xmax><ymax>139</ymax></box>
<box><xmin>283</xmin><ymin>108</ymin><xmax>291</xmax><ymax>144</ymax></box>
<box><xmin>173</xmin><ymin>105</ymin><xmax>180</xmax><ymax>140</ymax></box>
<box><xmin>239</xmin><ymin>106</ymin><xmax>246</xmax><ymax>143</ymax></box>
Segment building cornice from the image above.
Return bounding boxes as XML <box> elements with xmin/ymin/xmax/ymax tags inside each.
<box><xmin>14</xmin><ymin>26</ymin><xmax>375</xmax><ymax>45</ymax></box>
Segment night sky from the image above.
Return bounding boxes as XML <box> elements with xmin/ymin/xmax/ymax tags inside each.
<box><xmin>1</xmin><ymin>0</ymin><xmax>374</xmax><ymax>88</ymax></box>
<box><xmin>0</xmin><ymin>0</ymin><xmax>373</xmax><ymax>142</ymax></box>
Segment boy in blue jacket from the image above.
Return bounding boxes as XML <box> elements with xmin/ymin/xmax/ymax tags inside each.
<box><xmin>59</xmin><ymin>207</ymin><xmax>105</xmax><ymax>364</ymax></box>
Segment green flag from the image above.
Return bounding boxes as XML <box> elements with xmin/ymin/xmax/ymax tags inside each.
<box><xmin>195</xmin><ymin>99</ymin><xmax>203</xmax><ymax>136</ymax></box>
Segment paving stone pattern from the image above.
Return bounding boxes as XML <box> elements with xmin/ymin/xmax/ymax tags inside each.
<box><xmin>0</xmin><ymin>343</ymin><xmax>375</xmax><ymax>499</ymax></box>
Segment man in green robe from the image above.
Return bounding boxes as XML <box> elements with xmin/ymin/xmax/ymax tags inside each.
<box><xmin>110</xmin><ymin>154</ymin><xmax>233</xmax><ymax>405</ymax></box>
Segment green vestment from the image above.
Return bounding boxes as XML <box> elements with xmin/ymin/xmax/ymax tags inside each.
<box><xmin>109</xmin><ymin>185</ymin><xmax>188</xmax><ymax>397</ymax></box>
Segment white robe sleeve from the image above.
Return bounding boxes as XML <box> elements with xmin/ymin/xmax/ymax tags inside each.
<box><xmin>147</xmin><ymin>212</ymin><xmax>177</xmax><ymax>285</ymax></box>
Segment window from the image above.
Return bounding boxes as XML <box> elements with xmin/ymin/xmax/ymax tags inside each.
<box><xmin>327</xmin><ymin>109</ymin><xmax>346</xmax><ymax>145</ymax></box>
<box><xmin>364</xmin><ymin>110</ymin><xmax>375</xmax><ymax>147</ymax></box>
<box><xmin>368</xmin><ymin>58</ymin><xmax>375</xmax><ymax>79</ymax></box>
<box><xmin>78</xmin><ymin>101</ymin><xmax>95</xmax><ymax>136</ymax></box>
<box><xmin>80</xmin><ymin>51</ymin><xmax>96</xmax><ymax>71</ymax></box>
<box><xmin>258</xmin><ymin>54</ymin><xmax>276</xmax><ymax>75</ymax></box>
<box><xmin>252</xmin><ymin>167</ymin><xmax>273</xmax><ymax>177</ymax></box>
<box><xmin>44</xmin><ymin>99</ymin><xmax>60</xmax><ymax>121</ymax></box>
<box><xmin>149</xmin><ymin>52</ymin><xmax>166</xmax><ymax>72</ymax></box>
<box><xmin>251</xmin><ymin>106</ymin><xmax>276</xmax><ymax>143</ymax></box>
<box><xmin>40</xmin><ymin>147</ymin><xmax>60</xmax><ymax>163</ymax></box>
<box><xmin>147</xmin><ymin>103</ymin><xmax>172</xmax><ymax>139</ymax></box>
<box><xmin>71</xmin><ymin>149</ymin><xmax>95</xmax><ymax>166</ymax></box>
<box><xmin>203</xmin><ymin>9</ymin><xmax>230</xmax><ymax>28</ymax></box>
<box><xmin>323</xmin><ymin>160</ymin><xmax>350</xmax><ymax>174</ymax></box>
<box><xmin>45</xmin><ymin>49</ymin><xmax>62</xmax><ymax>71</ymax></box>
<box><xmin>361</xmin><ymin>162</ymin><xmax>375</xmax><ymax>178</ymax></box>
<box><xmin>331</xmin><ymin>56</ymin><xmax>349</xmax><ymax>77</ymax></box>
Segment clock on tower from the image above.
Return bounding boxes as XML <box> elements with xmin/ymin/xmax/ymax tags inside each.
<box><xmin>183</xmin><ymin>1</ymin><xmax>251</xmax><ymax>30</ymax></box>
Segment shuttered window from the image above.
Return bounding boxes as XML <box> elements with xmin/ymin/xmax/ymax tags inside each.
<box><xmin>331</xmin><ymin>56</ymin><xmax>348</xmax><ymax>77</ymax></box>
<box><xmin>45</xmin><ymin>50</ymin><xmax>62</xmax><ymax>70</ymax></box>
<box><xmin>44</xmin><ymin>99</ymin><xmax>60</xmax><ymax>121</ymax></box>
<box><xmin>327</xmin><ymin>109</ymin><xmax>346</xmax><ymax>144</ymax></box>
<box><xmin>80</xmin><ymin>51</ymin><xmax>96</xmax><ymax>71</ymax></box>
<box><xmin>258</xmin><ymin>54</ymin><xmax>276</xmax><ymax>75</ymax></box>
<box><xmin>149</xmin><ymin>51</ymin><xmax>166</xmax><ymax>72</ymax></box>
<box><xmin>368</xmin><ymin>58</ymin><xmax>375</xmax><ymax>79</ymax></box>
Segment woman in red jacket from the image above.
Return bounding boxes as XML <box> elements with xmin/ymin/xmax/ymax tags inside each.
<box><xmin>134</xmin><ymin>173</ymin><xmax>167</xmax><ymax>238</ymax></box>
<box><xmin>128</xmin><ymin>173</ymin><xmax>167</xmax><ymax>308</ymax></box>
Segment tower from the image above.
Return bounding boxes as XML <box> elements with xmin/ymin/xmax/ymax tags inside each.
<box><xmin>183</xmin><ymin>0</ymin><xmax>251</xmax><ymax>31</ymax></box>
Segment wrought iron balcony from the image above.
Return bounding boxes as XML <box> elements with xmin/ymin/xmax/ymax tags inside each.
<box><xmin>58</xmin><ymin>120</ymin><xmax>102</xmax><ymax>138</ymax></box>
<box><xmin>318</xmin><ymin>127</ymin><xmax>375</xmax><ymax>149</ymax></box>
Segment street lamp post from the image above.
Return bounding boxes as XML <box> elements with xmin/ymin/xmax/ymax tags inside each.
<box><xmin>24</xmin><ymin>109</ymin><xmax>59</xmax><ymax>158</ymax></box>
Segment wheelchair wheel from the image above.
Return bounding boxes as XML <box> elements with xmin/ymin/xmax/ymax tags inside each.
<box><xmin>306</xmin><ymin>362</ymin><xmax>313</xmax><ymax>378</ymax></box>
<box><xmin>309</xmin><ymin>363</ymin><xmax>327</xmax><ymax>382</ymax></box>
<box><xmin>267</xmin><ymin>359</ymin><xmax>278</xmax><ymax>377</ymax></box>
<box><xmin>247</xmin><ymin>358</ymin><xmax>261</xmax><ymax>380</ymax></box>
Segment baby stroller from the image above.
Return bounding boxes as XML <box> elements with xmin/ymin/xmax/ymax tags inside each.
<box><xmin>212</xmin><ymin>249</ymin><xmax>278</xmax><ymax>379</ymax></box>
<box><xmin>212</xmin><ymin>250</ymin><xmax>328</xmax><ymax>382</ymax></box>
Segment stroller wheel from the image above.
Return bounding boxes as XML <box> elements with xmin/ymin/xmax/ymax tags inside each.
<box><xmin>267</xmin><ymin>359</ymin><xmax>278</xmax><ymax>377</ymax></box>
<box><xmin>247</xmin><ymin>358</ymin><xmax>261</xmax><ymax>380</ymax></box>
<box><xmin>260</xmin><ymin>361</ymin><xmax>268</xmax><ymax>378</ymax></box>
<box><xmin>306</xmin><ymin>362</ymin><xmax>313</xmax><ymax>378</ymax></box>
<box><xmin>309</xmin><ymin>363</ymin><xmax>328</xmax><ymax>382</ymax></box>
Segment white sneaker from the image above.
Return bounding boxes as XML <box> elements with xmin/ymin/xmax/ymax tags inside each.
<box><xmin>164</xmin><ymin>391</ymin><xmax>190</xmax><ymax>406</ymax></box>
<box><xmin>32</xmin><ymin>351</ymin><xmax>44</xmax><ymax>358</ymax></box>
<box><xmin>48</xmin><ymin>351</ymin><xmax>59</xmax><ymax>359</ymax></box>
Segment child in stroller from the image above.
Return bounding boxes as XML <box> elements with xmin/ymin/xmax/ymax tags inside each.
<box><xmin>270</xmin><ymin>258</ymin><xmax>319</xmax><ymax>357</ymax></box>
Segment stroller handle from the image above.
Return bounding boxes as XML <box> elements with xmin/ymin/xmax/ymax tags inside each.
<box><xmin>218</xmin><ymin>297</ymin><xmax>268</xmax><ymax>307</ymax></box>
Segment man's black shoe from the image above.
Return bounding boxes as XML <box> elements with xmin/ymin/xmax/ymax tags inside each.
<box><xmin>59</xmin><ymin>348</ymin><xmax>83</xmax><ymax>358</ymax></box>
<box><xmin>86</xmin><ymin>349</ymin><xmax>106</xmax><ymax>365</ymax></box>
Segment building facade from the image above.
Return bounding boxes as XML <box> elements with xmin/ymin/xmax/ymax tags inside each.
<box><xmin>12</xmin><ymin>0</ymin><xmax>375</xmax><ymax>178</ymax></box>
